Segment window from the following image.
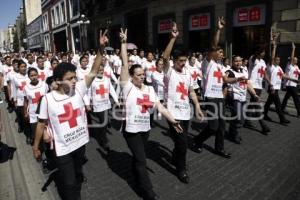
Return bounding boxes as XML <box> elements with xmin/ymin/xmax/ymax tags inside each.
<box><xmin>42</xmin><ymin>13</ymin><xmax>49</xmax><ymax>31</ymax></box>
<box><xmin>60</xmin><ymin>1</ymin><xmax>65</xmax><ymax>23</ymax></box>
<box><xmin>55</xmin><ymin>6</ymin><xmax>60</xmax><ymax>25</ymax></box>
<box><xmin>70</xmin><ymin>0</ymin><xmax>79</xmax><ymax>18</ymax></box>
<box><xmin>51</xmin><ymin>9</ymin><xmax>55</xmax><ymax>27</ymax></box>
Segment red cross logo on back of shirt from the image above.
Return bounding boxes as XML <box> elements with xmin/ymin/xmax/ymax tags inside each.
<box><xmin>39</xmin><ymin>72</ymin><xmax>46</xmax><ymax>81</ymax></box>
<box><xmin>137</xmin><ymin>94</ymin><xmax>153</xmax><ymax>113</ymax></box>
<box><xmin>19</xmin><ymin>81</ymin><xmax>27</xmax><ymax>91</ymax></box>
<box><xmin>149</xmin><ymin>65</ymin><xmax>156</xmax><ymax>72</ymax></box>
<box><xmin>176</xmin><ymin>82</ymin><xmax>188</xmax><ymax>100</ymax></box>
<box><xmin>277</xmin><ymin>69</ymin><xmax>283</xmax><ymax>79</ymax></box>
<box><xmin>191</xmin><ymin>71</ymin><xmax>198</xmax><ymax>80</ymax></box>
<box><xmin>96</xmin><ymin>84</ymin><xmax>108</xmax><ymax>98</ymax></box>
<box><xmin>5</xmin><ymin>69</ymin><xmax>11</xmax><ymax>76</ymax></box>
<box><xmin>213</xmin><ymin>68</ymin><xmax>222</xmax><ymax>83</ymax></box>
<box><xmin>239</xmin><ymin>80</ymin><xmax>247</xmax><ymax>89</ymax></box>
<box><xmin>258</xmin><ymin>67</ymin><xmax>265</xmax><ymax>78</ymax></box>
<box><xmin>32</xmin><ymin>92</ymin><xmax>42</xmax><ymax>104</ymax></box>
<box><xmin>58</xmin><ymin>102</ymin><xmax>81</xmax><ymax>128</ymax></box>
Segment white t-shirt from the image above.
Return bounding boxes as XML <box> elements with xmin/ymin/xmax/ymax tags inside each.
<box><xmin>151</xmin><ymin>71</ymin><xmax>164</xmax><ymax>100</ymax></box>
<box><xmin>12</xmin><ymin>73</ymin><xmax>29</xmax><ymax>106</ymax></box>
<box><xmin>187</xmin><ymin>65</ymin><xmax>201</xmax><ymax>89</ymax></box>
<box><xmin>267</xmin><ymin>65</ymin><xmax>284</xmax><ymax>90</ymax></box>
<box><xmin>249</xmin><ymin>59</ymin><xmax>266</xmax><ymax>89</ymax></box>
<box><xmin>143</xmin><ymin>60</ymin><xmax>156</xmax><ymax>83</ymax></box>
<box><xmin>38</xmin><ymin>81</ymin><xmax>89</xmax><ymax>156</ymax></box>
<box><xmin>227</xmin><ymin>68</ymin><xmax>249</xmax><ymax>102</ymax></box>
<box><xmin>285</xmin><ymin>64</ymin><xmax>300</xmax><ymax>87</ymax></box>
<box><xmin>122</xmin><ymin>81</ymin><xmax>158</xmax><ymax>133</ymax></box>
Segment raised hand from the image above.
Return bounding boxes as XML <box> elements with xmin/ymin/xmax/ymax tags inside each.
<box><xmin>99</xmin><ymin>29</ymin><xmax>109</xmax><ymax>47</ymax></box>
<box><xmin>217</xmin><ymin>17</ymin><xmax>226</xmax><ymax>29</ymax></box>
<box><xmin>292</xmin><ymin>42</ymin><xmax>296</xmax><ymax>49</ymax></box>
<box><xmin>171</xmin><ymin>22</ymin><xmax>179</xmax><ymax>38</ymax></box>
<box><xmin>119</xmin><ymin>28</ymin><xmax>127</xmax><ymax>43</ymax></box>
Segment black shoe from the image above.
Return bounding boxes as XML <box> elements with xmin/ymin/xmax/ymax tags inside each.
<box><xmin>280</xmin><ymin>119</ymin><xmax>290</xmax><ymax>125</ymax></box>
<box><xmin>264</xmin><ymin>115</ymin><xmax>272</xmax><ymax>121</ymax></box>
<box><xmin>177</xmin><ymin>170</ymin><xmax>190</xmax><ymax>184</ymax></box>
<box><xmin>15</xmin><ymin>118</ymin><xmax>18</xmax><ymax>122</ymax></box>
<box><xmin>215</xmin><ymin>150</ymin><xmax>231</xmax><ymax>159</ymax></box>
<box><xmin>8</xmin><ymin>147</ymin><xmax>17</xmax><ymax>160</ymax></box>
<box><xmin>261</xmin><ymin>126</ymin><xmax>270</xmax><ymax>135</ymax></box>
<box><xmin>8</xmin><ymin>107</ymin><xmax>13</xmax><ymax>113</ymax></box>
<box><xmin>193</xmin><ymin>142</ymin><xmax>203</xmax><ymax>153</ymax></box>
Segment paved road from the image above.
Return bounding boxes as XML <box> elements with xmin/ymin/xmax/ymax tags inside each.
<box><xmin>1</xmin><ymin>91</ymin><xmax>300</xmax><ymax>200</ymax></box>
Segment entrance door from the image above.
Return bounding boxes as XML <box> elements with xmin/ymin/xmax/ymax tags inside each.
<box><xmin>54</xmin><ymin>30</ymin><xmax>67</xmax><ymax>52</ymax></box>
<box><xmin>232</xmin><ymin>25</ymin><xmax>267</xmax><ymax>58</ymax></box>
<box><xmin>189</xmin><ymin>30</ymin><xmax>210</xmax><ymax>52</ymax></box>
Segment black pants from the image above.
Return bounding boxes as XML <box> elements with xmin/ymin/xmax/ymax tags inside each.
<box><xmin>228</xmin><ymin>101</ymin><xmax>246</xmax><ymax>140</ymax></box>
<box><xmin>264</xmin><ymin>90</ymin><xmax>286</xmax><ymax>121</ymax></box>
<box><xmin>249</xmin><ymin>89</ymin><xmax>269</xmax><ymax>130</ymax></box>
<box><xmin>281</xmin><ymin>86</ymin><xmax>300</xmax><ymax>115</ymax></box>
<box><xmin>168</xmin><ymin>120</ymin><xmax>189</xmax><ymax>172</ymax></box>
<box><xmin>16</xmin><ymin>106</ymin><xmax>30</xmax><ymax>137</ymax></box>
<box><xmin>91</xmin><ymin>111</ymin><xmax>108</xmax><ymax>146</ymax></box>
<box><xmin>195</xmin><ymin>98</ymin><xmax>225</xmax><ymax>152</ymax></box>
<box><xmin>123</xmin><ymin>131</ymin><xmax>155</xmax><ymax>199</ymax></box>
<box><xmin>3</xmin><ymin>86</ymin><xmax>14</xmax><ymax>109</ymax></box>
<box><xmin>54</xmin><ymin>146</ymin><xmax>86</xmax><ymax>200</ymax></box>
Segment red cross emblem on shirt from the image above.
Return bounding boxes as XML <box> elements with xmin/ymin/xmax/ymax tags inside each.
<box><xmin>5</xmin><ymin>69</ymin><xmax>11</xmax><ymax>75</ymax></box>
<box><xmin>176</xmin><ymin>82</ymin><xmax>188</xmax><ymax>100</ymax></box>
<box><xmin>191</xmin><ymin>71</ymin><xmax>198</xmax><ymax>80</ymax></box>
<box><xmin>104</xmin><ymin>71</ymin><xmax>110</xmax><ymax>78</ymax></box>
<box><xmin>258</xmin><ymin>67</ymin><xmax>265</xmax><ymax>78</ymax></box>
<box><xmin>277</xmin><ymin>70</ymin><xmax>283</xmax><ymax>79</ymax></box>
<box><xmin>213</xmin><ymin>68</ymin><xmax>222</xmax><ymax>83</ymax></box>
<box><xmin>32</xmin><ymin>92</ymin><xmax>42</xmax><ymax>104</ymax></box>
<box><xmin>19</xmin><ymin>81</ymin><xmax>27</xmax><ymax>91</ymax></box>
<box><xmin>149</xmin><ymin>65</ymin><xmax>156</xmax><ymax>72</ymax></box>
<box><xmin>96</xmin><ymin>84</ymin><xmax>108</xmax><ymax>98</ymax></box>
<box><xmin>239</xmin><ymin>80</ymin><xmax>247</xmax><ymax>89</ymax></box>
<box><xmin>38</xmin><ymin>72</ymin><xmax>46</xmax><ymax>81</ymax></box>
<box><xmin>137</xmin><ymin>94</ymin><xmax>153</xmax><ymax>113</ymax></box>
<box><xmin>293</xmin><ymin>69</ymin><xmax>299</xmax><ymax>78</ymax></box>
<box><xmin>58</xmin><ymin>102</ymin><xmax>81</xmax><ymax>128</ymax></box>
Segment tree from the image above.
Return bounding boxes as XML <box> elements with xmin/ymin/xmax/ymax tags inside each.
<box><xmin>20</xmin><ymin>18</ymin><xmax>27</xmax><ymax>49</ymax></box>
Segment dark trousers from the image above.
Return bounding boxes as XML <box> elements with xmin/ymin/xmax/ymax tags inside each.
<box><xmin>3</xmin><ymin>86</ymin><xmax>14</xmax><ymax>109</ymax></box>
<box><xmin>91</xmin><ymin>111</ymin><xmax>108</xmax><ymax>146</ymax></box>
<box><xmin>16</xmin><ymin>106</ymin><xmax>30</xmax><ymax>137</ymax></box>
<box><xmin>228</xmin><ymin>101</ymin><xmax>245</xmax><ymax>140</ymax></box>
<box><xmin>168</xmin><ymin>120</ymin><xmax>189</xmax><ymax>171</ymax></box>
<box><xmin>54</xmin><ymin>146</ymin><xmax>86</xmax><ymax>200</ymax></box>
<box><xmin>281</xmin><ymin>86</ymin><xmax>300</xmax><ymax>115</ymax></box>
<box><xmin>249</xmin><ymin>89</ymin><xmax>269</xmax><ymax>130</ymax></box>
<box><xmin>123</xmin><ymin>131</ymin><xmax>155</xmax><ymax>199</ymax></box>
<box><xmin>195</xmin><ymin>98</ymin><xmax>225</xmax><ymax>152</ymax></box>
<box><xmin>264</xmin><ymin>90</ymin><xmax>286</xmax><ymax>121</ymax></box>
<box><xmin>30</xmin><ymin>122</ymin><xmax>37</xmax><ymax>140</ymax></box>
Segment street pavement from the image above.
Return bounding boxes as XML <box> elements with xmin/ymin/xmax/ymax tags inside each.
<box><xmin>1</xmin><ymin>91</ymin><xmax>300</xmax><ymax>200</ymax></box>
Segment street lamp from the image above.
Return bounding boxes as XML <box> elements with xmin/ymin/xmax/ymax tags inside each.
<box><xmin>76</xmin><ymin>14</ymin><xmax>90</xmax><ymax>52</ymax></box>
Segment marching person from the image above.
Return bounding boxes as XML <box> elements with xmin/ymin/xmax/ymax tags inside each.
<box><xmin>24</xmin><ymin>68</ymin><xmax>48</xmax><ymax>145</ymax></box>
<box><xmin>225</xmin><ymin>56</ymin><xmax>260</xmax><ymax>144</ymax></box>
<box><xmin>32</xmin><ymin>30</ymin><xmax>109</xmax><ymax>200</ymax></box>
<box><xmin>194</xmin><ymin>17</ymin><xmax>243</xmax><ymax>158</ymax></box>
<box><xmin>264</xmin><ymin>35</ymin><xmax>296</xmax><ymax>124</ymax></box>
<box><xmin>281</xmin><ymin>43</ymin><xmax>300</xmax><ymax>117</ymax></box>
<box><xmin>162</xmin><ymin>23</ymin><xmax>204</xmax><ymax>183</ymax></box>
<box><xmin>119</xmin><ymin>28</ymin><xmax>183</xmax><ymax>200</ymax></box>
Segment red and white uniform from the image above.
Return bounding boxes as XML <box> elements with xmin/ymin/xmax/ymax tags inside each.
<box><xmin>285</xmin><ymin>64</ymin><xmax>300</xmax><ymax>87</ymax></box>
<box><xmin>38</xmin><ymin>81</ymin><xmax>89</xmax><ymax>156</ymax></box>
<box><xmin>151</xmin><ymin>71</ymin><xmax>164</xmax><ymax>101</ymax></box>
<box><xmin>249</xmin><ymin>59</ymin><xmax>267</xmax><ymax>89</ymax></box>
<box><xmin>228</xmin><ymin>68</ymin><xmax>249</xmax><ymax>102</ymax></box>
<box><xmin>267</xmin><ymin>65</ymin><xmax>284</xmax><ymax>90</ymax></box>
<box><xmin>89</xmin><ymin>76</ymin><xmax>118</xmax><ymax>112</ymax></box>
<box><xmin>11</xmin><ymin>73</ymin><xmax>29</xmax><ymax>106</ymax></box>
<box><xmin>164</xmin><ymin>67</ymin><xmax>192</xmax><ymax>120</ymax></box>
<box><xmin>36</xmin><ymin>67</ymin><xmax>49</xmax><ymax>82</ymax></box>
<box><xmin>7</xmin><ymin>70</ymin><xmax>19</xmax><ymax>101</ymax></box>
<box><xmin>129</xmin><ymin>55</ymin><xmax>140</xmax><ymax>65</ymax></box>
<box><xmin>143</xmin><ymin>60</ymin><xmax>156</xmax><ymax>84</ymax></box>
<box><xmin>122</xmin><ymin>81</ymin><xmax>158</xmax><ymax>133</ymax></box>
<box><xmin>187</xmin><ymin>65</ymin><xmax>201</xmax><ymax>89</ymax></box>
<box><xmin>24</xmin><ymin>81</ymin><xmax>48</xmax><ymax>123</ymax></box>
<box><xmin>104</xmin><ymin>65</ymin><xmax>118</xmax><ymax>83</ymax></box>
<box><xmin>2</xmin><ymin>65</ymin><xmax>13</xmax><ymax>86</ymax></box>
<box><xmin>76</xmin><ymin>67</ymin><xmax>91</xmax><ymax>106</ymax></box>
<box><xmin>203</xmin><ymin>60</ymin><xmax>225</xmax><ymax>99</ymax></box>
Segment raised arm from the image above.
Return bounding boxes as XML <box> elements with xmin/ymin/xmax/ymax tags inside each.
<box><xmin>119</xmin><ymin>28</ymin><xmax>129</xmax><ymax>87</ymax></box>
<box><xmin>271</xmin><ymin>32</ymin><xmax>280</xmax><ymax>65</ymax></box>
<box><xmin>291</xmin><ymin>42</ymin><xmax>296</xmax><ymax>61</ymax></box>
<box><xmin>162</xmin><ymin>22</ymin><xmax>179</xmax><ymax>73</ymax></box>
<box><xmin>85</xmin><ymin>30</ymin><xmax>108</xmax><ymax>87</ymax></box>
<box><xmin>211</xmin><ymin>17</ymin><xmax>225</xmax><ymax>48</ymax></box>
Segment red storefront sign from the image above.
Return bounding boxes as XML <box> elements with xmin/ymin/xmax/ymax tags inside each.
<box><xmin>249</xmin><ymin>7</ymin><xmax>261</xmax><ymax>21</ymax></box>
<box><xmin>158</xmin><ymin>20</ymin><xmax>172</xmax><ymax>33</ymax></box>
<box><xmin>233</xmin><ymin>4</ymin><xmax>265</xmax><ymax>27</ymax></box>
<box><xmin>238</xmin><ymin>9</ymin><xmax>248</xmax><ymax>22</ymax></box>
<box><xmin>189</xmin><ymin>13</ymin><xmax>210</xmax><ymax>30</ymax></box>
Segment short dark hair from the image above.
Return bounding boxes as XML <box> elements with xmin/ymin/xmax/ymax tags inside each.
<box><xmin>27</xmin><ymin>67</ymin><xmax>38</xmax><ymax>76</ymax></box>
<box><xmin>53</xmin><ymin>62</ymin><xmax>76</xmax><ymax>81</ymax></box>
<box><xmin>208</xmin><ymin>46</ymin><xmax>222</xmax><ymax>53</ymax></box>
<box><xmin>173</xmin><ymin>49</ymin><xmax>187</xmax><ymax>60</ymax></box>
<box><xmin>50</xmin><ymin>58</ymin><xmax>59</xmax><ymax>64</ymax></box>
<box><xmin>46</xmin><ymin>76</ymin><xmax>55</xmax><ymax>86</ymax></box>
<box><xmin>80</xmin><ymin>56</ymin><xmax>88</xmax><ymax>63</ymax></box>
<box><xmin>18</xmin><ymin>60</ymin><xmax>27</xmax><ymax>68</ymax></box>
<box><xmin>36</xmin><ymin>56</ymin><xmax>44</xmax><ymax>62</ymax></box>
<box><xmin>12</xmin><ymin>59</ymin><xmax>19</xmax><ymax>65</ymax></box>
<box><xmin>129</xmin><ymin>64</ymin><xmax>143</xmax><ymax>76</ymax></box>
